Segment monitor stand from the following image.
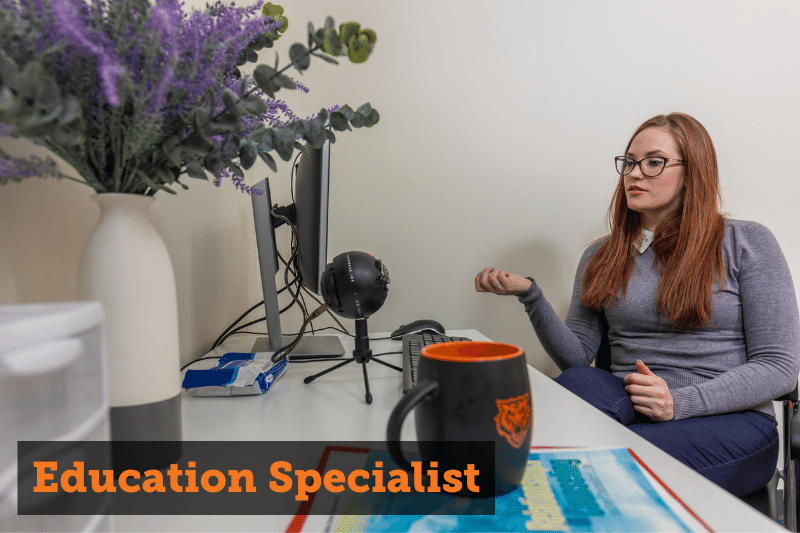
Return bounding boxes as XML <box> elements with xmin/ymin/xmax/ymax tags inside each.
<box><xmin>251</xmin><ymin>335</ymin><xmax>345</xmax><ymax>360</ymax></box>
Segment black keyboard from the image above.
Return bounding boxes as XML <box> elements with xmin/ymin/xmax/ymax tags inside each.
<box><xmin>401</xmin><ymin>333</ymin><xmax>470</xmax><ymax>392</ymax></box>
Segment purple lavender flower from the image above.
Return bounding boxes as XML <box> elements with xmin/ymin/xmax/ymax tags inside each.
<box><xmin>1</xmin><ymin>0</ymin><xmax>377</xmax><ymax>194</ymax></box>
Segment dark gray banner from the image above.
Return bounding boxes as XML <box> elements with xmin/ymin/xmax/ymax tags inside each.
<box><xmin>17</xmin><ymin>440</ymin><xmax>496</xmax><ymax>516</ymax></box>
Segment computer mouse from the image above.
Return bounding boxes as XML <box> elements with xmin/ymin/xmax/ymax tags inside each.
<box><xmin>390</xmin><ymin>319</ymin><xmax>446</xmax><ymax>340</ymax></box>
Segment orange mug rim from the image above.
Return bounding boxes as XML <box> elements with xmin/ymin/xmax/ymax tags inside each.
<box><xmin>420</xmin><ymin>341</ymin><xmax>523</xmax><ymax>362</ymax></box>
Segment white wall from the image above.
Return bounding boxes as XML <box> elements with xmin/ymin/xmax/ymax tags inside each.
<box><xmin>2</xmin><ymin>0</ymin><xmax>799</xmax><ymax>375</ymax></box>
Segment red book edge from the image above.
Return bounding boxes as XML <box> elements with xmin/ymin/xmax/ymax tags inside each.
<box><xmin>626</xmin><ymin>447</ymin><xmax>713</xmax><ymax>533</ymax></box>
<box><xmin>286</xmin><ymin>445</ymin><xmax>370</xmax><ymax>533</ymax></box>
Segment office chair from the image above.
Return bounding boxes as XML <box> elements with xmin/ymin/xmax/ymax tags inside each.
<box><xmin>594</xmin><ymin>315</ymin><xmax>800</xmax><ymax>530</ymax></box>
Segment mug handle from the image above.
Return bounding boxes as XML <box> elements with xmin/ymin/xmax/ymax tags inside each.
<box><xmin>386</xmin><ymin>378</ymin><xmax>438</xmax><ymax>471</ymax></box>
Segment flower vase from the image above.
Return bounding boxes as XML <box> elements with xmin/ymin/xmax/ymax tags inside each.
<box><xmin>78</xmin><ymin>193</ymin><xmax>181</xmax><ymax>469</ymax></box>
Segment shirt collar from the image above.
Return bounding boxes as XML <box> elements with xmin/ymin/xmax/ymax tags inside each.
<box><xmin>634</xmin><ymin>229</ymin><xmax>654</xmax><ymax>254</ymax></box>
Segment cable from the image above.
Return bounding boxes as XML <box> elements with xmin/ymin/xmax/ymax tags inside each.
<box><xmin>211</xmin><ymin>300</ymin><xmax>263</xmax><ymax>350</ymax></box>
<box><xmin>271</xmin><ymin>303</ymin><xmax>330</xmax><ymax>363</ymax></box>
<box><xmin>209</xmin><ymin>326</ymin><xmax>393</xmax><ymax>341</ymax></box>
<box><xmin>207</xmin><ymin>163</ymin><xmax>352</xmax><ymax>359</ymax></box>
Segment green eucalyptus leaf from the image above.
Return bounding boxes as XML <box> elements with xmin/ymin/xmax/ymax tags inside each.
<box><xmin>0</xmin><ymin>55</ymin><xmax>19</xmax><ymax>86</ymax></box>
<box><xmin>22</xmin><ymin>123</ymin><xmax>55</xmax><ymax>137</ymax></box>
<box><xmin>304</xmin><ymin>118</ymin><xmax>325</xmax><ymax>148</ymax></box>
<box><xmin>247</xmin><ymin>48</ymin><xmax>258</xmax><ymax>63</ymax></box>
<box><xmin>27</xmin><ymin>104</ymin><xmax>64</xmax><ymax>130</ymax></box>
<box><xmin>313</xmin><ymin>28</ymin><xmax>326</xmax><ymax>48</ymax></box>
<box><xmin>57</xmin><ymin>98</ymin><xmax>81</xmax><ymax>125</ymax></box>
<box><xmin>258</xmin><ymin>128</ymin><xmax>275</xmax><ymax>152</ymax></box>
<box><xmin>356</xmin><ymin>103</ymin><xmax>373</xmax><ymax>117</ymax></box>
<box><xmin>239</xmin><ymin>141</ymin><xmax>257</xmax><ymax>169</ymax></box>
<box><xmin>20</xmin><ymin>62</ymin><xmax>44</xmax><ymax>100</ymax></box>
<box><xmin>138</xmin><ymin>170</ymin><xmax>176</xmax><ymax>194</ymax></box>
<box><xmin>366</xmin><ymin>109</ymin><xmax>380</xmax><ymax>127</ymax></box>
<box><xmin>361</xmin><ymin>28</ymin><xmax>378</xmax><ymax>45</ymax></box>
<box><xmin>346</xmin><ymin>34</ymin><xmax>372</xmax><ymax>64</ymax></box>
<box><xmin>163</xmin><ymin>145</ymin><xmax>183</xmax><ymax>167</ymax></box>
<box><xmin>224</xmin><ymin>161</ymin><xmax>244</xmax><ymax>178</ymax></box>
<box><xmin>339</xmin><ymin>22</ymin><xmax>361</xmax><ymax>48</ymax></box>
<box><xmin>51</xmin><ymin>125</ymin><xmax>83</xmax><ymax>145</ymax></box>
<box><xmin>273</xmin><ymin>128</ymin><xmax>296</xmax><ymax>161</ymax></box>
<box><xmin>337</xmin><ymin>104</ymin><xmax>355</xmax><ymax>120</ymax></box>
<box><xmin>213</xmin><ymin>111</ymin><xmax>241</xmax><ymax>130</ymax></box>
<box><xmin>164</xmin><ymin>134</ymin><xmax>181</xmax><ymax>151</ymax></box>
<box><xmin>329</xmin><ymin>111</ymin><xmax>350</xmax><ymax>131</ymax></box>
<box><xmin>182</xmin><ymin>134</ymin><xmax>215</xmax><ymax>155</ymax></box>
<box><xmin>236</xmin><ymin>52</ymin><xmax>248</xmax><ymax>66</ymax></box>
<box><xmin>289</xmin><ymin>43</ymin><xmax>310</xmax><ymax>72</ymax></box>
<box><xmin>310</xmin><ymin>52</ymin><xmax>338</xmax><ymax>65</ymax></box>
<box><xmin>349</xmin><ymin>113</ymin><xmax>366</xmax><ymax>128</ymax></box>
<box><xmin>221</xmin><ymin>89</ymin><xmax>241</xmax><ymax>119</ymax></box>
<box><xmin>36</xmin><ymin>77</ymin><xmax>60</xmax><ymax>111</ymax></box>
<box><xmin>322</xmin><ymin>29</ymin><xmax>344</xmax><ymax>57</ymax></box>
<box><xmin>275</xmin><ymin>73</ymin><xmax>296</xmax><ymax>90</ymax></box>
<box><xmin>192</xmin><ymin>109</ymin><xmax>212</xmax><ymax>142</ymax></box>
<box><xmin>0</xmin><ymin>86</ymin><xmax>17</xmax><ymax>115</ymax></box>
<box><xmin>259</xmin><ymin>150</ymin><xmax>278</xmax><ymax>172</ymax></box>
<box><xmin>324</xmin><ymin>16</ymin><xmax>335</xmax><ymax>30</ymax></box>
<box><xmin>252</xmin><ymin>34</ymin><xmax>273</xmax><ymax>50</ymax></box>
<box><xmin>204</xmin><ymin>152</ymin><xmax>221</xmax><ymax>173</ymax></box>
<box><xmin>288</xmin><ymin>120</ymin><xmax>305</xmax><ymax>138</ymax></box>
<box><xmin>239</xmin><ymin>93</ymin><xmax>268</xmax><ymax>115</ymax></box>
<box><xmin>253</xmin><ymin>64</ymin><xmax>277</xmax><ymax>97</ymax></box>
<box><xmin>324</xmin><ymin>129</ymin><xmax>336</xmax><ymax>143</ymax></box>
<box><xmin>185</xmin><ymin>162</ymin><xmax>208</xmax><ymax>180</ymax></box>
<box><xmin>293</xmin><ymin>141</ymin><xmax>308</xmax><ymax>157</ymax></box>
<box><xmin>221</xmin><ymin>134</ymin><xmax>240</xmax><ymax>160</ymax></box>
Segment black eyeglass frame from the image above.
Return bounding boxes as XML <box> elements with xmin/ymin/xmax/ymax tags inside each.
<box><xmin>614</xmin><ymin>156</ymin><xmax>684</xmax><ymax>178</ymax></box>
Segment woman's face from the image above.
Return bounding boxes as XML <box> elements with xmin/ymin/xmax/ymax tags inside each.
<box><xmin>624</xmin><ymin>127</ymin><xmax>685</xmax><ymax>231</ymax></box>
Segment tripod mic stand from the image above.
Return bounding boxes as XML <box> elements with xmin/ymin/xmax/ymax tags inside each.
<box><xmin>303</xmin><ymin>318</ymin><xmax>401</xmax><ymax>404</ymax></box>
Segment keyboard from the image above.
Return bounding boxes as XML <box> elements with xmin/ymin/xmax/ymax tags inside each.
<box><xmin>401</xmin><ymin>333</ymin><xmax>470</xmax><ymax>393</ymax></box>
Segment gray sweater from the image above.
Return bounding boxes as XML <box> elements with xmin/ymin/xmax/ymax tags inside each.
<box><xmin>518</xmin><ymin>219</ymin><xmax>800</xmax><ymax>420</ymax></box>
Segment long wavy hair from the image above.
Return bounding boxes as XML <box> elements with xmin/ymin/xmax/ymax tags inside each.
<box><xmin>580</xmin><ymin>113</ymin><xmax>725</xmax><ymax>329</ymax></box>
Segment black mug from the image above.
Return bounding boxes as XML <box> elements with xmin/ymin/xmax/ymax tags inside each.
<box><xmin>387</xmin><ymin>341</ymin><xmax>532</xmax><ymax>497</ymax></box>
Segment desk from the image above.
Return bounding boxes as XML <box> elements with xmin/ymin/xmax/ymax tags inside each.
<box><xmin>115</xmin><ymin>330</ymin><xmax>785</xmax><ymax>532</ymax></box>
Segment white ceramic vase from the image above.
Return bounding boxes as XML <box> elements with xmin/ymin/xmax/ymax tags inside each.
<box><xmin>77</xmin><ymin>193</ymin><xmax>181</xmax><ymax>449</ymax></box>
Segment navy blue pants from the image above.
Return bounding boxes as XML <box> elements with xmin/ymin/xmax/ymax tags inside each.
<box><xmin>555</xmin><ymin>365</ymin><xmax>779</xmax><ymax>497</ymax></box>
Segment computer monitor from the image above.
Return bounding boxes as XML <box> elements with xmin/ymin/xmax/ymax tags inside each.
<box><xmin>294</xmin><ymin>138</ymin><xmax>329</xmax><ymax>296</ymax></box>
<box><xmin>251</xmin><ymin>138</ymin><xmax>345</xmax><ymax>359</ymax></box>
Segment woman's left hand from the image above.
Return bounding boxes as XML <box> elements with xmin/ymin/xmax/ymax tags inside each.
<box><xmin>624</xmin><ymin>360</ymin><xmax>675</xmax><ymax>421</ymax></box>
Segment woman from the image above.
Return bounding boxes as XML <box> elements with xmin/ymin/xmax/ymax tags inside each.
<box><xmin>476</xmin><ymin>113</ymin><xmax>800</xmax><ymax>497</ymax></box>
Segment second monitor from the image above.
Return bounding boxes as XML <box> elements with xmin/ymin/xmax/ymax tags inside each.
<box><xmin>251</xmin><ymin>138</ymin><xmax>345</xmax><ymax>359</ymax></box>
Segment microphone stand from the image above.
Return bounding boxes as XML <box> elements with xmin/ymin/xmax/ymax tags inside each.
<box><xmin>303</xmin><ymin>318</ymin><xmax>401</xmax><ymax>404</ymax></box>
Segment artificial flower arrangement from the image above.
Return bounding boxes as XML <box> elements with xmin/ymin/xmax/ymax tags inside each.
<box><xmin>0</xmin><ymin>0</ymin><xmax>379</xmax><ymax>195</ymax></box>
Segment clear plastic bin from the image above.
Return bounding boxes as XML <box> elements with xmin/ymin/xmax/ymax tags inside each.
<box><xmin>0</xmin><ymin>302</ymin><xmax>109</xmax><ymax>475</ymax></box>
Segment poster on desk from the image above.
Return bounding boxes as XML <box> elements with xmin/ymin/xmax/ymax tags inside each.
<box><xmin>289</xmin><ymin>446</ymin><xmax>711</xmax><ymax>532</ymax></box>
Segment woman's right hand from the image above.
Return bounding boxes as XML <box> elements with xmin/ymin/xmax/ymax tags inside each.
<box><xmin>475</xmin><ymin>267</ymin><xmax>533</xmax><ymax>296</ymax></box>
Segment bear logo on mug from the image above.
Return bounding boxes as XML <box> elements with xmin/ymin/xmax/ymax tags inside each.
<box><xmin>494</xmin><ymin>392</ymin><xmax>531</xmax><ymax>448</ymax></box>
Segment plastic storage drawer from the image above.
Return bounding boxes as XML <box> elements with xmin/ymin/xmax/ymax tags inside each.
<box><xmin>0</xmin><ymin>302</ymin><xmax>109</xmax><ymax>479</ymax></box>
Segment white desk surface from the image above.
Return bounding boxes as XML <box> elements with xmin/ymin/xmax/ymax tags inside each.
<box><xmin>115</xmin><ymin>329</ymin><xmax>786</xmax><ymax>532</ymax></box>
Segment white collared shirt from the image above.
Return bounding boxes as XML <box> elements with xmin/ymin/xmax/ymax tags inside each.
<box><xmin>634</xmin><ymin>229</ymin><xmax>654</xmax><ymax>254</ymax></box>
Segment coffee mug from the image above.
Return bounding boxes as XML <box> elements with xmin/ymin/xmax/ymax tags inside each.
<box><xmin>386</xmin><ymin>341</ymin><xmax>532</xmax><ymax>497</ymax></box>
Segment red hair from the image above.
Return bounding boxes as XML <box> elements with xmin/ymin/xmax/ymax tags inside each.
<box><xmin>581</xmin><ymin>113</ymin><xmax>725</xmax><ymax>329</ymax></box>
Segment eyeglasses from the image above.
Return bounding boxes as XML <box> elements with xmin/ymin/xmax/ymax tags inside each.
<box><xmin>615</xmin><ymin>156</ymin><xmax>683</xmax><ymax>178</ymax></box>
